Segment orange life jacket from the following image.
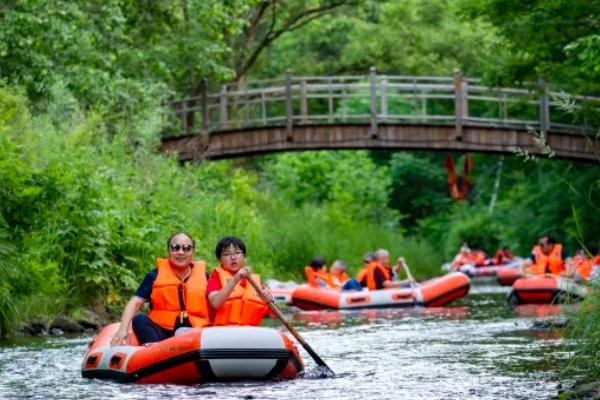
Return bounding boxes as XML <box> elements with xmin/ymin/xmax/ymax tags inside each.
<box><xmin>304</xmin><ymin>266</ymin><xmax>334</xmax><ymax>289</ymax></box>
<box><xmin>472</xmin><ymin>251</ymin><xmax>487</xmax><ymax>266</ymax></box>
<box><xmin>452</xmin><ymin>252</ymin><xmax>471</xmax><ymax>268</ymax></box>
<box><xmin>530</xmin><ymin>244</ymin><xmax>565</xmax><ymax>275</ymax></box>
<box><xmin>593</xmin><ymin>255</ymin><xmax>600</xmax><ymax>265</ymax></box>
<box><xmin>356</xmin><ymin>261</ymin><xmax>390</xmax><ymax>290</ymax></box>
<box><xmin>330</xmin><ymin>271</ymin><xmax>350</xmax><ymax>289</ymax></box>
<box><xmin>494</xmin><ymin>249</ymin><xmax>513</xmax><ymax>265</ymax></box>
<box><xmin>577</xmin><ymin>260</ymin><xmax>592</xmax><ymax>280</ymax></box>
<box><xmin>149</xmin><ymin>258</ymin><xmax>210</xmax><ymax>330</ymax></box>
<box><xmin>212</xmin><ymin>268</ymin><xmax>268</xmax><ymax>326</ymax></box>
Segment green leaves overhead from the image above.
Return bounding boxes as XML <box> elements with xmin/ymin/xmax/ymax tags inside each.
<box><xmin>254</xmin><ymin>0</ymin><xmax>502</xmax><ymax>77</ymax></box>
<box><xmin>459</xmin><ymin>0</ymin><xmax>600</xmax><ymax>92</ymax></box>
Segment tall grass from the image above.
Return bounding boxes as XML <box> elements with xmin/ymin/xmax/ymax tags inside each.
<box><xmin>564</xmin><ymin>285</ymin><xmax>600</xmax><ymax>380</ymax></box>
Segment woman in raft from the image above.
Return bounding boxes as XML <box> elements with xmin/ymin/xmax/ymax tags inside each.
<box><xmin>207</xmin><ymin>236</ymin><xmax>273</xmax><ymax>326</ymax></box>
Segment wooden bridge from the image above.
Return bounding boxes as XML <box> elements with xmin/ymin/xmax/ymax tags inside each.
<box><xmin>162</xmin><ymin>68</ymin><xmax>600</xmax><ymax>162</ymax></box>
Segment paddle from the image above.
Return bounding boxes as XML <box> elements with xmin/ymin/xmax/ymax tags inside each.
<box><xmin>246</xmin><ymin>275</ymin><xmax>335</xmax><ymax>377</ymax></box>
<box><xmin>398</xmin><ymin>258</ymin><xmax>421</xmax><ymax>307</ymax></box>
<box><xmin>398</xmin><ymin>257</ymin><xmax>418</xmax><ymax>289</ymax></box>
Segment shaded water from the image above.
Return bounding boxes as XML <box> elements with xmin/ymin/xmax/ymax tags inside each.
<box><xmin>0</xmin><ymin>282</ymin><xmax>574</xmax><ymax>399</ymax></box>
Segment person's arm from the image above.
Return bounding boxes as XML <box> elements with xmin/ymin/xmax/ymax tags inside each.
<box><xmin>208</xmin><ymin>268</ymin><xmax>274</xmax><ymax>308</ymax></box>
<box><xmin>208</xmin><ymin>268</ymin><xmax>249</xmax><ymax>309</ymax></box>
<box><xmin>521</xmin><ymin>253</ymin><xmax>535</xmax><ymax>276</ymax></box>
<box><xmin>111</xmin><ymin>296</ymin><xmax>145</xmax><ymax>345</ymax></box>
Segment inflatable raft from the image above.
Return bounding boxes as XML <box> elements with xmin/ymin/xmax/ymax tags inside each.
<box><xmin>448</xmin><ymin>257</ymin><xmax>523</xmax><ymax>278</ymax></box>
<box><xmin>82</xmin><ymin>323</ymin><xmax>303</xmax><ymax>383</ymax></box>
<box><xmin>507</xmin><ymin>276</ymin><xmax>589</xmax><ymax>305</ymax></box>
<box><xmin>443</xmin><ymin>258</ymin><xmax>522</xmax><ymax>279</ymax></box>
<box><xmin>290</xmin><ymin>272</ymin><xmax>470</xmax><ymax>310</ymax></box>
<box><xmin>266</xmin><ymin>279</ymin><xmax>296</xmax><ymax>305</ymax></box>
<box><xmin>496</xmin><ymin>268</ymin><xmax>523</xmax><ymax>286</ymax></box>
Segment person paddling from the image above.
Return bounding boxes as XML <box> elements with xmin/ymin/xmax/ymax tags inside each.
<box><xmin>207</xmin><ymin>236</ymin><xmax>273</xmax><ymax>326</ymax></box>
<box><xmin>521</xmin><ymin>235</ymin><xmax>567</xmax><ymax>277</ymax></box>
<box><xmin>111</xmin><ymin>232</ymin><xmax>210</xmax><ymax>345</ymax></box>
<box><xmin>357</xmin><ymin>249</ymin><xmax>412</xmax><ymax>290</ymax></box>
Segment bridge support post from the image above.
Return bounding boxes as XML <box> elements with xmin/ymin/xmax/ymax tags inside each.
<box><xmin>201</xmin><ymin>79</ymin><xmax>208</xmax><ymax>135</ymax></box>
<box><xmin>219</xmin><ymin>85</ymin><xmax>228</xmax><ymax>129</ymax></box>
<box><xmin>181</xmin><ymin>100</ymin><xmax>188</xmax><ymax>134</ymax></box>
<box><xmin>300</xmin><ymin>79</ymin><xmax>307</xmax><ymax>123</ymax></box>
<box><xmin>370</xmin><ymin>67</ymin><xmax>378</xmax><ymax>139</ymax></box>
<box><xmin>200</xmin><ymin>79</ymin><xmax>209</xmax><ymax>155</ymax></box>
<box><xmin>539</xmin><ymin>78</ymin><xmax>550</xmax><ymax>134</ymax></box>
<box><xmin>285</xmin><ymin>70</ymin><xmax>293</xmax><ymax>142</ymax></box>
<box><xmin>453</xmin><ymin>69</ymin><xmax>468</xmax><ymax>141</ymax></box>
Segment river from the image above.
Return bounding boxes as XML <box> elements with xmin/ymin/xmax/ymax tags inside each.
<box><xmin>0</xmin><ymin>281</ymin><xmax>574</xmax><ymax>399</ymax></box>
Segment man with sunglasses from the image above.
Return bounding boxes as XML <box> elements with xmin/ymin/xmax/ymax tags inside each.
<box><xmin>111</xmin><ymin>232</ymin><xmax>210</xmax><ymax>345</ymax></box>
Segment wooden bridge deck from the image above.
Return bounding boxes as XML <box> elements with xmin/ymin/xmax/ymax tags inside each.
<box><xmin>161</xmin><ymin>69</ymin><xmax>600</xmax><ymax>162</ymax></box>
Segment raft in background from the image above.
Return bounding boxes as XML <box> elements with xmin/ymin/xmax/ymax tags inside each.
<box><xmin>497</xmin><ymin>268</ymin><xmax>523</xmax><ymax>286</ymax></box>
<box><xmin>82</xmin><ymin>323</ymin><xmax>303</xmax><ymax>383</ymax></box>
<box><xmin>507</xmin><ymin>276</ymin><xmax>589</xmax><ymax>305</ymax></box>
<box><xmin>442</xmin><ymin>258</ymin><xmax>522</xmax><ymax>279</ymax></box>
<box><xmin>266</xmin><ymin>279</ymin><xmax>297</xmax><ymax>305</ymax></box>
<box><xmin>290</xmin><ymin>272</ymin><xmax>470</xmax><ymax>310</ymax></box>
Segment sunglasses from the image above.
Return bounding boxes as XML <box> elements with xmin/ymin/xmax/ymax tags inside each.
<box><xmin>169</xmin><ymin>243</ymin><xmax>194</xmax><ymax>253</ymax></box>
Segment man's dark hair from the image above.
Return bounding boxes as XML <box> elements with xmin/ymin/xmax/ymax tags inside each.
<box><xmin>309</xmin><ymin>257</ymin><xmax>326</xmax><ymax>270</ymax></box>
<box><xmin>539</xmin><ymin>235</ymin><xmax>556</xmax><ymax>245</ymax></box>
<box><xmin>215</xmin><ymin>236</ymin><xmax>246</xmax><ymax>258</ymax></box>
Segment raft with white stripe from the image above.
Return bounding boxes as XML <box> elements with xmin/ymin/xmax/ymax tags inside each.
<box><xmin>507</xmin><ymin>276</ymin><xmax>589</xmax><ymax>304</ymax></box>
<box><xmin>82</xmin><ymin>323</ymin><xmax>303</xmax><ymax>383</ymax></box>
<box><xmin>290</xmin><ymin>272</ymin><xmax>470</xmax><ymax>310</ymax></box>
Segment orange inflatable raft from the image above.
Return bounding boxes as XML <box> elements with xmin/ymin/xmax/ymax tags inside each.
<box><xmin>451</xmin><ymin>258</ymin><xmax>522</xmax><ymax>279</ymax></box>
<box><xmin>290</xmin><ymin>272</ymin><xmax>470</xmax><ymax>310</ymax></box>
<box><xmin>507</xmin><ymin>276</ymin><xmax>588</xmax><ymax>305</ymax></box>
<box><xmin>82</xmin><ymin>323</ymin><xmax>303</xmax><ymax>383</ymax></box>
<box><xmin>496</xmin><ymin>268</ymin><xmax>523</xmax><ymax>286</ymax></box>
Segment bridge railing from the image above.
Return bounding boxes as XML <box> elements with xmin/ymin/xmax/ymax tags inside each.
<box><xmin>169</xmin><ymin>69</ymin><xmax>600</xmax><ymax>138</ymax></box>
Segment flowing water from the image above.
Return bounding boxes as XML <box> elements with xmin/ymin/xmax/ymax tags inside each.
<box><xmin>0</xmin><ymin>281</ymin><xmax>575</xmax><ymax>399</ymax></box>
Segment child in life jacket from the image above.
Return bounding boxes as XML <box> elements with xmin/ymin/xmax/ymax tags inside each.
<box><xmin>207</xmin><ymin>236</ymin><xmax>273</xmax><ymax>326</ymax></box>
<box><xmin>304</xmin><ymin>257</ymin><xmax>334</xmax><ymax>289</ymax></box>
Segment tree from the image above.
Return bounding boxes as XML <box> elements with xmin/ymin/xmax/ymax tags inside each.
<box><xmin>459</xmin><ymin>0</ymin><xmax>600</xmax><ymax>92</ymax></box>
<box><xmin>252</xmin><ymin>0</ymin><xmax>502</xmax><ymax>77</ymax></box>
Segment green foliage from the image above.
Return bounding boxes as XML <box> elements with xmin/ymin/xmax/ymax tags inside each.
<box><xmin>254</xmin><ymin>0</ymin><xmax>502</xmax><ymax>77</ymax></box>
<box><xmin>564</xmin><ymin>286</ymin><xmax>600</xmax><ymax>380</ymax></box>
<box><xmin>0</xmin><ymin>0</ymin><xmax>248</xmax><ymax>110</ymax></box>
<box><xmin>459</xmin><ymin>0</ymin><xmax>600</xmax><ymax>93</ymax></box>
<box><xmin>262</xmin><ymin>151</ymin><xmax>399</xmax><ymax>225</ymax></box>
<box><xmin>388</xmin><ymin>152</ymin><xmax>452</xmax><ymax>228</ymax></box>
<box><xmin>0</xmin><ymin>227</ymin><xmax>18</xmax><ymax>337</ymax></box>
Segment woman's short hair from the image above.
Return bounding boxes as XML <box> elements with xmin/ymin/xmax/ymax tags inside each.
<box><xmin>215</xmin><ymin>236</ymin><xmax>247</xmax><ymax>258</ymax></box>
